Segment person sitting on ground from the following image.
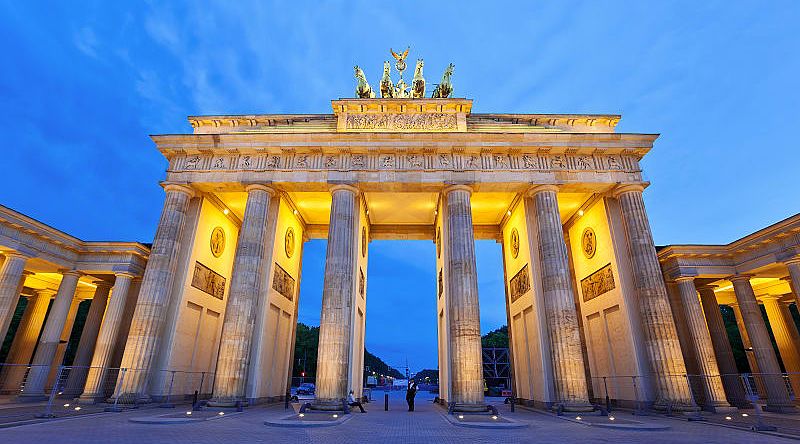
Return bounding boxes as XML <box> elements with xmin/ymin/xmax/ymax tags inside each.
<box><xmin>348</xmin><ymin>390</ymin><xmax>366</xmax><ymax>413</ymax></box>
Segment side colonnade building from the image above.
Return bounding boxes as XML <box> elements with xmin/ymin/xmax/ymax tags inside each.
<box><xmin>1</xmin><ymin>92</ymin><xmax>798</xmax><ymax>414</ymax></box>
<box><xmin>659</xmin><ymin>214</ymin><xmax>800</xmax><ymax>413</ymax></box>
<box><xmin>0</xmin><ymin>204</ymin><xmax>147</xmax><ymax>401</ymax></box>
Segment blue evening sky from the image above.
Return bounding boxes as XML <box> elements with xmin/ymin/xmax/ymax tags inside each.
<box><xmin>2</xmin><ymin>1</ymin><xmax>798</xmax><ymax>371</ymax></box>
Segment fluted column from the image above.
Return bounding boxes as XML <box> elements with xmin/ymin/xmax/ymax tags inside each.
<box><xmin>79</xmin><ymin>273</ymin><xmax>134</xmax><ymax>402</ymax></box>
<box><xmin>529</xmin><ymin>185</ymin><xmax>590</xmax><ymax>410</ymax></box>
<box><xmin>117</xmin><ymin>183</ymin><xmax>194</xmax><ymax>400</ymax></box>
<box><xmin>762</xmin><ymin>296</ymin><xmax>800</xmax><ymax>398</ymax></box>
<box><xmin>47</xmin><ymin>297</ymin><xmax>82</xmax><ymax>381</ymax></box>
<box><xmin>730</xmin><ymin>275</ymin><xmax>794</xmax><ymax>412</ymax></box>
<box><xmin>0</xmin><ymin>252</ymin><xmax>30</xmax><ymax>342</ymax></box>
<box><xmin>315</xmin><ymin>184</ymin><xmax>359</xmax><ymax>407</ymax></box>
<box><xmin>20</xmin><ymin>271</ymin><xmax>81</xmax><ymax>399</ymax></box>
<box><xmin>613</xmin><ymin>184</ymin><xmax>692</xmax><ymax>408</ymax></box>
<box><xmin>210</xmin><ymin>184</ymin><xmax>275</xmax><ymax>406</ymax></box>
<box><xmin>0</xmin><ymin>290</ymin><xmax>53</xmax><ymax>393</ymax></box>
<box><xmin>785</xmin><ymin>259</ymin><xmax>800</xmax><ymax>306</ymax></box>
<box><xmin>675</xmin><ymin>277</ymin><xmax>734</xmax><ymax>412</ymax></box>
<box><xmin>63</xmin><ymin>282</ymin><xmax>112</xmax><ymax>396</ymax></box>
<box><xmin>697</xmin><ymin>286</ymin><xmax>748</xmax><ymax>407</ymax></box>
<box><xmin>443</xmin><ymin>185</ymin><xmax>484</xmax><ymax>407</ymax></box>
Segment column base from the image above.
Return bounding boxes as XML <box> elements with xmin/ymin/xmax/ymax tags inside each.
<box><xmin>206</xmin><ymin>398</ymin><xmax>248</xmax><ymax>408</ymax></box>
<box><xmin>107</xmin><ymin>393</ymin><xmax>152</xmax><ymax>405</ymax></box>
<box><xmin>653</xmin><ymin>399</ymin><xmax>699</xmax><ymax>412</ymax></box>
<box><xmin>77</xmin><ymin>392</ymin><xmax>107</xmax><ymax>405</ymax></box>
<box><xmin>705</xmin><ymin>404</ymin><xmax>738</xmax><ymax>414</ymax></box>
<box><xmin>16</xmin><ymin>393</ymin><xmax>48</xmax><ymax>402</ymax></box>
<box><xmin>764</xmin><ymin>403</ymin><xmax>798</xmax><ymax>414</ymax></box>
<box><xmin>554</xmin><ymin>401</ymin><xmax>595</xmax><ymax>413</ymax></box>
<box><xmin>448</xmin><ymin>402</ymin><xmax>494</xmax><ymax>413</ymax></box>
<box><xmin>311</xmin><ymin>398</ymin><xmax>347</xmax><ymax>411</ymax></box>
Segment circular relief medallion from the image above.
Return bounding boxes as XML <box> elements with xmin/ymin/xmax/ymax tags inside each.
<box><xmin>361</xmin><ymin>226</ymin><xmax>367</xmax><ymax>258</ymax></box>
<box><xmin>436</xmin><ymin>228</ymin><xmax>442</xmax><ymax>258</ymax></box>
<box><xmin>582</xmin><ymin>227</ymin><xmax>597</xmax><ymax>259</ymax></box>
<box><xmin>210</xmin><ymin>227</ymin><xmax>225</xmax><ymax>258</ymax></box>
<box><xmin>285</xmin><ymin>227</ymin><xmax>295</xmax><ymax>258</ymax></box>
<box><xmin>510</xmin><ymin>228</ymin><xmax>520</xmax><ymax>259</ymax></box>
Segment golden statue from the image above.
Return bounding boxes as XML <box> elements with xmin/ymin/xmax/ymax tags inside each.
<box><xmin>411</xmin><ymin>59</ymin><xmax>425</xmax><ymax>99</ymax></box>
<box><xmin>390</xmin><ymin>47</ymin><xmax>410</xmax><ymax>73</ymax></box>
<box><xmin>354</xmin><ymin>65</ymin><xmax>375</xmax><ymax>99</ymax></box>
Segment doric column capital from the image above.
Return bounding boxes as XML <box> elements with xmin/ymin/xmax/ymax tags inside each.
<box><xmin>93</xmin><ymin>280</ymin><xmax>113</xmax><ymax>291</ymax></box>
<box><xmin>329</xmin><ymin>183</ymin><xmax>360</xmax><ymax>195</ymax></box>
<box><xmin>610</xmin><ymin>182</ymin><xmax>649</xmax><ymax>199</ymax></box>
<box><xmin>2</xmin><ymin>250</ymin><xmax>32</xmax><ymax>261</ymax></box>
<box><xmin>161</xmin><ymin>182</ymin><xmax>195</xmax><ymax>199</ymax></box>
<box><xmin>784</xmin><ymin>257</ymin><xmax>800</xmax><ymax>267</ymax></box>
<box><xmin>526</xmin><ymin>184</ymin><xmax>559</xmax><ymax>197</ymax></box>
<box><xmin>760</xmin><ymin>294</ymin><xmax>782</xmax><ymax>301</ymax></box>
<box><xmin>443</xmin><ymin>184</ymin><xmax>473</xmax><ymax>195</ymax></box>
<box><xmin>696</xmin><ymin>284</ymin><xmax>718</xmax><ymax>295</ymax></box>
<box><xmin>59</xmin><ymin>269</ymin><xmax>83</xmax><ymax>279</ymax></box>
<box><xmin>35</xmin><ymin>288</ymin><xmax>57</xmax><ymax>298</ymax></box>
<box><xmin>728</xmin><ymin>274</ymin><xmax>754</xmax><ymax>284</ymax></box>
<box><xmin>675</xmin><ymin>276</ymin><xmax>696</xmax><ymax>284</ymax></box>
<box><xmin>113</xmin><ymin>271</ymin><xmax>137</xmax><ymax>280</ymax></box>
<box><xmin>244</xmin><ymin>183</ymin><xmax>277</xmax><ymax>195</ymax></box>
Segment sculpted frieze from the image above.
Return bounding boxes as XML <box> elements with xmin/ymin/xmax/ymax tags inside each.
<box><xmin>171</xmin><ymin>152</ymin><xmax>636</xmax><ymax>173</ymax></box>
<box><xmin>345</xmin><ymin>113</ymin><xmax>458</xmax><ymax>131</ymax></box>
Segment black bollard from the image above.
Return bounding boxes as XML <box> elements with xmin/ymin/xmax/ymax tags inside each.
<box><xmin>384</xmin><ymin>393</ymin><xmax>389</xmax><ymax>411</ymax></box>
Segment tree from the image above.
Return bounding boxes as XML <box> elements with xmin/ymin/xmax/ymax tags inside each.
<box><xmin>481</xmin><ymin>325</ymin><xmax>509</xmax><ymax>348</ymax></box>
<box><xmin>292</xmin><ymin>322</ymin><xmax>403</xmax><ymax>379</ymax></box>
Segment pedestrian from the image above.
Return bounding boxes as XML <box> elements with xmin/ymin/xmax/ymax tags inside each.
<box><xmin>406</xmin><ymin>380</ymin><xmax>418</xmax><ymax>412</ymax></box>
<box><xmin>348</xmin><ymin>390</ymin><xmax>366</xmax><ymax>413</ymax></box>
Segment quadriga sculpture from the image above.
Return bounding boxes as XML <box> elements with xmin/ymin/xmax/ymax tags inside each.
<box><xmin>354</xmin><ymin>66</ymin><xmax>375</xmax><ymax>99</ymax></box>
<box><xmin>411</xmin><ymin>59</ymin><xmax>425</xmax><ymax>99</ymax></box>
<box><xmin>432</xmin><ymin>63</ymin><xmax>455</xmax><ymax>99</ymax></box>
<box><xmin>379</xmin><ymin>61</ymin><xmax>394</xmax><ymax>98</ymax></box>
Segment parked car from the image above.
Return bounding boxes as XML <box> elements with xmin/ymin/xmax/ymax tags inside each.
<box><xmin>297</xmin><ymin>383</ymin><xmax>315</xmax><ymax>395</ymax></box>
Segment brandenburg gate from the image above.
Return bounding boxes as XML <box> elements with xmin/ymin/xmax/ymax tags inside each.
<box><xmin>101</xmin><ymin>58</ymin><xmax>701</xmax><ymax>413</ymax></box>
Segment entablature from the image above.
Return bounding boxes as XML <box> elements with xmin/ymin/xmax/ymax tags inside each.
<box><xmin>658</xmin><ymin>212</ymin><xmax>800</xmax><ymax>280</ymax></box>
<box><xmin>0</xmin><ymin>204</ymin><xmax>149</xmax><ymax>275</ymax></box>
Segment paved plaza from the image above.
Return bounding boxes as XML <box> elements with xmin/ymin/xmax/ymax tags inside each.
<box><xmin>0</xmin><ymin>392</ymin><xmax>793</xmax><ymax>443</ymax></box>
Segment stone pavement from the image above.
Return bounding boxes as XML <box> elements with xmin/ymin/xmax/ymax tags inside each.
<box><xmin>0</xmin><ymin>391</ymin><xmax>794</xmax><ymax>443</ymax></box>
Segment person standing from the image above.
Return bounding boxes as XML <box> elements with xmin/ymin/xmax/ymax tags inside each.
<box><xmin>406</xmin><ymin>381</ymin><xmax>418</xmax><ymax>412</ymax></box>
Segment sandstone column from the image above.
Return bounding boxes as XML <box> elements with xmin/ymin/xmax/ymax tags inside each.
<box><xmin>730</xmin><ymin>275</ymin><xmax>794</xmax><ymax>412</ymax></box>
<box><xmin>46</xmin><ymin>297</ymin><xmax>82</xmax><ymax>386</ymax></box>
<box><xmin>117</xmin><ymin>183</ymin><xmax>194</xmax><ymax>401</ymax></box>
<box><xmin>0</xmin><ymin>252</ymin><xmax>30</xmax><ymax>342</ymax></box>
<box><xmin>529</xmin><ymin>185</ymin><xmax>591</xmax><ymax>410</ymax></box>
<box><xmin>697</xmin><ymin>285</ymin><xmax>748</xmax><ymax>407</ymax></box>
<box><xmin>785</xmin><ymin>258</ymin><xmax>800</xmax><ymax>305</ymax></box>
<box><xmin>20</xmin><ymin>270</ymin><xmax>81</xmax><ymax>399</ymax></box>
<box><xmin>612</xmin><ymin>184</ymin><xmax>692</xmax><ymax>409</ymax></box>
<box><xmin>762</xmin><ymin>296</ymin><xmax>800</xmax><ymax>398</ymax></box>
<box><xmin>443</xmin><ymin>185</ymin><xmax>484</xmax><ymax>408</ymax></box>
<box><xmin>79</xmin><ymin>273</ymin><xmax>135</xmax><ymax>403</ymax></box>
<box><xmin>314</xmin><ymin>184</ymin><xmax>359</xmax><ymax>408</ymax></box>
<box><xmin>63</xmin><ymin>282</ymin><xmax>112</xmax><ymax>396</ymax></box>
<box><xmin>675</xmin><ymin>277</ymin><xmax>735</xmax><ymax>412</ymax></box>
<box><xmin>210</xmin><ymin>184</ymin><xmax>275</xmax><ymax>406</ymax></box>
<box><xmin>0</xmin><ymin>290</ymin><xmax>53</xmax><ymax>393</ymax></box>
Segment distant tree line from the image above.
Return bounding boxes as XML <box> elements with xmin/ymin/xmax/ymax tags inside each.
<box><xmin>292</xmin><ymin>323</ymin><xmax>404</xmax><ymax>379</ymax></box>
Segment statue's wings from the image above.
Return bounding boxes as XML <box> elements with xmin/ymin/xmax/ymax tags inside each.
<box><xmin>391</xmin><ymin>47</ymin><xmax>410</xmax><ymax>61</ymax></box>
